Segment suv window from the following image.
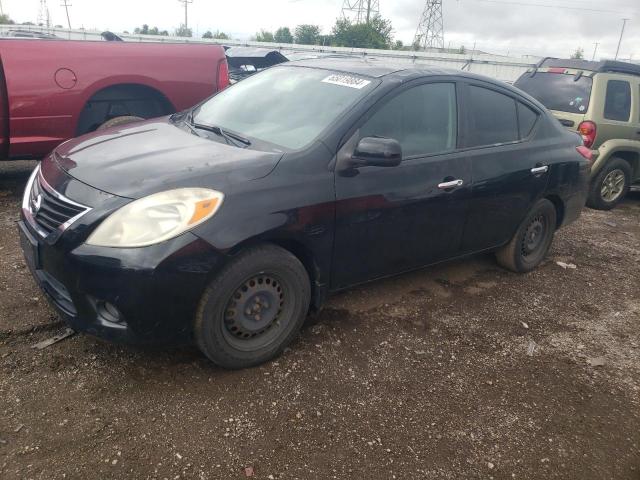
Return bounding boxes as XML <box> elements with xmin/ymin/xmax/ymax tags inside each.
<box><xmin>467</xmin><ymin>86</ymin><xmax>519</xmax><ymax>146</ymax></box>
<box><xmin>360</xmin><ymin>83</ymin><xmax>457</xmax><ymax>157</ymax></box>
<box><xmin>604</xmin><ymin>80</ymin><xmax>631</xmax><ymax>122</ymax></box>
<box><xmin>514</xmin><ymin>72</ymin><xmax>592</xmax><ymax>114</ymax></box>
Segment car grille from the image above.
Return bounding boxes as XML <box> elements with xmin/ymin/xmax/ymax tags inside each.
<box><xmin>23</xmin><ymin>166</ymin><xmax>91</xmax><ymax>237</ymax></box>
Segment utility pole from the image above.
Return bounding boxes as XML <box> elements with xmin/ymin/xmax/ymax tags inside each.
<box><xmin>615</xmin><ymin>18</ymin><xmax>628</xmax><ymax>60</ymax></box>
<box><xmin>61</xmin><ymin>0</ymin><xmax>72</xmax><ymax>29</ymax></box>
<box><xmin>0</xmin><ymin>1</ymin><xmax>4</xmax><ymax>16</ymax></box>
<box><xmin>591</xmin><ymin>42</ymin><xmax>599</xmax><ymax>61</ymax></box>
<box><xmin>178</xmin><ymin>0</ymin><xmax>193</xmax><ymax>29</ymax></box>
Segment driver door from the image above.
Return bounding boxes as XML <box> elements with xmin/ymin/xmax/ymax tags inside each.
<box><xmin>331</xmin><ymin>81</ymin><xmax>472</xmax><ymax>289</ymax></box>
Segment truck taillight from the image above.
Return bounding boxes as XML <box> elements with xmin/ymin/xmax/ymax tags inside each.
<box><xmin>577</xmin><ymin>121</ymin><xmax>596</xmax><ymax>148</ymax></box>
<box><xmin>217</xmin><ymin>59</ymin><xmax>229</xmax><ymax>90</ymax></box>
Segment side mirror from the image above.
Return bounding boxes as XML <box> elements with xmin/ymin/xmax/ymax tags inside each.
<box><xmin>352</xmin><ymin>137</ymin><xmax>402</xmax><ymax>167</ymax></box>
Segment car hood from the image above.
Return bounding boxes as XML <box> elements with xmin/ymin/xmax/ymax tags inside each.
<box><xmin>53</xmin><ymin>117</ymin><xmax>283</xmax><ymax>199</ymax></box>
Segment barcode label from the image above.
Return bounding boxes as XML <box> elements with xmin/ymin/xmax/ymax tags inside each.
<box><xmin>321</xmin><ymin>74</ymin><xmax>371</xmax><ymax>89</ymax></box>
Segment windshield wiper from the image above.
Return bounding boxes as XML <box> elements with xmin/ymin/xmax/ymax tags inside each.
<box><xmin>187</xmin><ymin>111</ymin><xmax>251</xmax><ymax>148</ymax></box>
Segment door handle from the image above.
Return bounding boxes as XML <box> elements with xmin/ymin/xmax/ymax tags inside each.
<box><xmin>437</xmin><ymin>179</ymin><xmax>464</xmax><ymax>190</ymax></box>
<box><xmin>531</xmin><ymin>166</ymin><xmax>549</xmax><ymax>174</ymax></box>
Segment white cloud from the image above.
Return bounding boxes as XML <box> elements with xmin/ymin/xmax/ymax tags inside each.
<box><xmin>3</xmin><ymin>0</ymin><xmax>639</xmax><ymax>60</ymax></box>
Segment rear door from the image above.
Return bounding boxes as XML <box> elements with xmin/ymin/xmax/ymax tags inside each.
<box><xmin>332</xmin><ymin>80</ymin><xmax>472</xmax><ymax>288</ymax></box>
<box><xmin>459</xmin><ymin>82</ymin><xmax>549</xmax><ymax>252</ymax></box>
<box><xmin>0</xmin><ymin>57</ymin><xmax>8</xmax><ymax>159</ymax></box>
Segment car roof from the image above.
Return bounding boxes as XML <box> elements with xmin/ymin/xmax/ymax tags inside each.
<box><xmin>286</xmin><ymin>56</ymin><xmax>514</xmax><ymax>88</ymax></box>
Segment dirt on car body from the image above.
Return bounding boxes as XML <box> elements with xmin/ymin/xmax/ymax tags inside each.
<box><xmin>1</xmin><ymin>161</ymin><xmax>639</xmax><ymax>479</ymax></box>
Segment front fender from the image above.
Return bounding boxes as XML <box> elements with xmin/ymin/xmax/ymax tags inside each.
<box><xmin>591</xmin><ymin>138</ymin><xmax>640</xmax><ymax>175</ymax></box>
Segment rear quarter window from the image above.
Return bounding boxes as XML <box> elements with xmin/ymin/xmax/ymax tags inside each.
<box><xmin>515</xmin><ymin>72</ymin><xmax>592</xmax><ymax>114</ymax></box>
<box><xmin>604</xmin><ymin>80</ymin><xmax>631</xmax><ymax>122</ymax></box>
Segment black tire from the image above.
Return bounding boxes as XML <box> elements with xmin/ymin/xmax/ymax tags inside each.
<box><xmin>194</xmin><ymin>245</ymin><xmax>311</xmax><ymax>369</ymax></box>
<box><xmin>96</xmin><ymin>115</ymin><xmax>145</xmax><ymax>131</ymax></box>
<box><xmin>496</xmin><ymin>198</ymin><xmax>557</xmax><ymax>273</ymax></box>
<box><xmin>586</xmin><ymin>157</ymin><xmax>632</xmax><ymax>210</ymax></box>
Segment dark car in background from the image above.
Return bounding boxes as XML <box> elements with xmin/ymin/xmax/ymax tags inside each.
<box><xmin>19</xmin><ymin>59</ymin><xmax>590</xmax><ymax>369</ymax></box>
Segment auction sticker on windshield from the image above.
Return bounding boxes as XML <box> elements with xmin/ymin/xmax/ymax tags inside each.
<box><xmin>322</xmin><ymin>74</ymin><xmax>371</xmax><ymax>89</ymax></box>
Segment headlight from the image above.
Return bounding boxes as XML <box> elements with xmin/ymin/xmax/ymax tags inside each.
<box><xmin>86</xmin><ymin>188</ymin><xmax>224</xmax><ymax>248</ymax></box>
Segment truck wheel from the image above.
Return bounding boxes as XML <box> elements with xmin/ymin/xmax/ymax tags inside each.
<box><xmin>496</xmin><ymin>198</ymin><xmax>556</xmax><ymax>273</ymax></box>
<box><xmin>586</xmin><ymin>157</ymin><xmax>632</xmax><ymax>210</ymax></box>
<box><xmin>194</xmin><ymin>245</ymin><xmax>310</xmax><ymax>369</ymax></box>
<box><xmin>97</xmin><ymin>115</ymin><xmax>144</xmax><ymax>131</ymax></box>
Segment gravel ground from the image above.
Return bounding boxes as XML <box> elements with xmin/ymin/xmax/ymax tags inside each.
<box><xmin>1</xmin><ymin>161</ymin><xmax>639</xmax><ymax>480</ymax></box>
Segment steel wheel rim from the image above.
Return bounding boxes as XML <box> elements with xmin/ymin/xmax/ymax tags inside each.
<box><xmin>601</xmin><ymin>169</ymin><xmax>625</xmax><ymax>202</ymax></box>
<box><xmin>221</xmin><ymin>273</ymin><xmax>287</xmax><ymax>351</ymax></box>
<box><xmin>521</xmin><ymin>214</ymin><xmax>547</xmax><ymax>259</ymax></box>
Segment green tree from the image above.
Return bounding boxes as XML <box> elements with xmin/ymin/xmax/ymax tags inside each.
<box><xmin>0</xmin><ymin>14</ymin><xmax>15</xmax><ymax>25</ymax></box>
<box><xmin>331</xmin><ymin>16</ymin><xmax>393</xmax><ymax>49</ymax></box>
<box><xmin>254</xmin><ymin>29</ymin><xmax>274</xmax><ymax>42</ymax></box>
<box><xmin>134</xmin><ymin>24</ymin><xmax>149</xmax><ymax>34</ymax></box>
<box><xmin>175</xmin><ymin>24</ymin><xmax>192</xmax><ymax>37</ymax></box>
<box><xmin>294</xmin><ymin>24</ymin><xmax>321</xmax><ymax>45</ymax></box>
<box><xmin>393</xmin><ymin>39</ymin><xmax>403</xmax><ymax>50</ymax></box>
<box><xmin>570</xmin><ymin>47</ymin><xmax>584</xmax><ymax>59</ymax></box>
<box><xmin>457</xmin><ymin>45</ymin><xmax>466</xmax><ymax>54</ymax></box>
<box><xmin>274</xmin><ymin>27</ymin><xmax>293</xmax><ymax>43</ymax></box>
<box><xmin>204</xmin><ymin>30</ymin><xmax>229</xmax><ymax>39</ymax></box>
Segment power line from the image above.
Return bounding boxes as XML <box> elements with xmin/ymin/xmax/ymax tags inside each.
<box><xmin>475</xmin><ymin>0</ymin><xmax>636</xmax><ymax>15</ymax></box>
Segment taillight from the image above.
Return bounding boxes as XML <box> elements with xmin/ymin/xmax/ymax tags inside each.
<box><xmin>217</xmin><ymin>59</ymin><xmax>229</xmax><ymax>91</ymax></box>
<box><xmin>576</xmin><ymin>145</ymin><xmax>593</xmax><ymax>162</ymax></box>
<box><xmin>577</xmin><ymin>121</ymin><xmax>596</xmax><ymax>148</ymax></box>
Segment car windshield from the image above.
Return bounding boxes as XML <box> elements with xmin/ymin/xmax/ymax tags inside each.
<box><xmin>192</xmin><ymin>66</ymin><xmax>378</xmax><ymax>150</ymax></box>
<box><xmin>515</xmin><ymin>72</ymin><xmax>593</xmax><ymax>114</ymax></box>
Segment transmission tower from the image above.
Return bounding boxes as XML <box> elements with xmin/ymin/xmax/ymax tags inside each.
<box><xmin>341</xmin><ymin>0</ymin><xmax>380</xmax><ymax>24</ymax></box>
<box><xmin>37</xmin><ymin>0</ymin><xmax>51</xmax><ymax>28</ymax></box>
<box><xmin>414</xmin><ymin>0</ymin><xmax>444</xmax><ymax>50</ymax></box>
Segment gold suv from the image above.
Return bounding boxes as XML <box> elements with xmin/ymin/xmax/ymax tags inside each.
<box><xmin>515</xmin><ymin>58</ymin><xmax>640</xmax><ymax>209</ymax></box>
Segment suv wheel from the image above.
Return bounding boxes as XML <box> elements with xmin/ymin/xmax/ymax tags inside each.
<box><xmin>587</xmin><ymin>157</ymin><xmax>632</xmax><ymax>210</ymax></box>
<box><xmin>194</xmin><ymin>245</ymin><xmax>310</xmax><ymax>369</ymax></box>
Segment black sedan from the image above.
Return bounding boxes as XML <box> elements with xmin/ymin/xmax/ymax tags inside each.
<box><xmin>19</xmin><ymin>59</ymin><xmax>590</xmax><ymax>369</ymax></box>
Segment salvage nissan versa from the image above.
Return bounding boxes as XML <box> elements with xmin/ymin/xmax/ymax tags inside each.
<box><xmin>19</xmin><ymin>59</ymin><xmax>590</xmax><ymax>369</ymax></box>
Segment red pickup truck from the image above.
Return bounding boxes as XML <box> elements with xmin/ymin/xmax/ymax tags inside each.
<box><xmin>0</xmin><ymin>39</ymin><xmax>229</xmax><ymax>160</ymax></box>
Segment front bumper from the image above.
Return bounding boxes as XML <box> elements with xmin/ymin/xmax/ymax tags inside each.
<box><xmin>18</xmin><ymin>219</ymin><xmax>226</xmax><ymax>345</ymax></box>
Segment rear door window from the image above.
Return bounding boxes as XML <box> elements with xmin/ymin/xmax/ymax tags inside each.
<box><xmin>466</xmin><ymin>86</ymin><xmax>519</xmax><ymax>147</ymax></box>
<box><xmin>517</xmin><ymin>102</ymin><xmax>539</xmax><ymax>139</ymax></box>
<box><xmin>514</xmin><ymin>72</ymin><xmax>592</xmax><ymax>114</ymax></box>
<box><xmin>604</xmin><ymin>80</ymin><xmax>631</xmax><ymax>122</ymax></box>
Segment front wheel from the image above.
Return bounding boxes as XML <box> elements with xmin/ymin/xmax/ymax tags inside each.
<box><xmin>496</xmin><ymin>198</ymin><xmax>557</xmax><ymax>273</ymax></box>
<box><xmin>194</xmin><ymin>245</ymin><xmax>311</xmax><ymax>369</ymax></box>
<box><xmin>587</xmin><ymin>157</ymin><xmax>632</xmax><ymax>210</ymax></box>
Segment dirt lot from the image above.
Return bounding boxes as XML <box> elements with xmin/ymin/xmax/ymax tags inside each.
<box><xmin>1</xmin><ymin>161</ymin><xmax>639</xmax><ymax>480</ymax></box>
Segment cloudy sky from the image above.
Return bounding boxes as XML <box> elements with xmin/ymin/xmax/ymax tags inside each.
<box><xmin>3</xmin><ymin>0</ymin><xmax>639</xmax><ymax>60</ymax></box>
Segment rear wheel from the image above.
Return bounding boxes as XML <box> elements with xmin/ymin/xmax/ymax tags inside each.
<box><xmin>587</xmin><ymin>157</ymin><xmax>632</xmax><ymax>210</ymax></box>
<box><xmin>496</xmin><ymin>198</ymin><xmax>557</xmax><ymax>273</ymax></box>
<box><xmin>194</xmin><ymin>245</ymin><xmax>310</xmax><ymax>369</ymax></box>
<box><xmin>97</xmin><ymin>115</ymin><xmax>145</xmax><ymax>131</ymax></box>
